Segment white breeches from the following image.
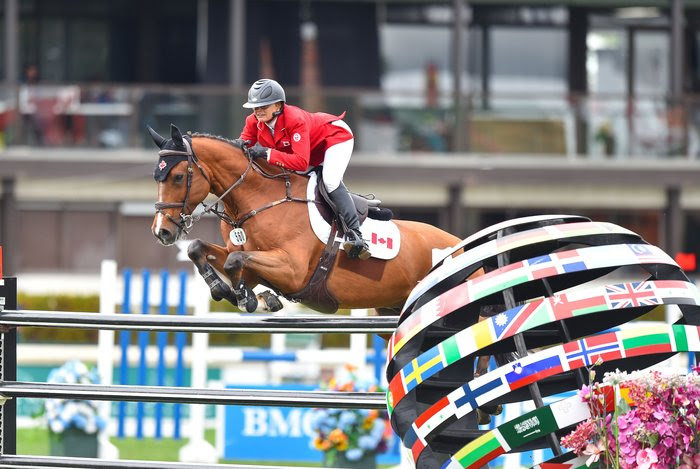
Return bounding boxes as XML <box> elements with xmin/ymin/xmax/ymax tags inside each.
<box><xmin>321</xmin><ymin>120</ymin><xmax>354</xmax><ymax>192</ymax></box>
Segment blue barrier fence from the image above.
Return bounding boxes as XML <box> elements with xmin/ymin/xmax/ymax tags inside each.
<box><xmin>114</xmin><ymin>268</ymin><xmax>387</xmax><ymax>442</ymax></box>
<box><xmin>117</xmin><ymin>268</ymin><xmax>188</xmax><ymax>439</ymax></box>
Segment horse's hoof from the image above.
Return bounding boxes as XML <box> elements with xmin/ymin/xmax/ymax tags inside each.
<box><xmin>258</xmin><ymin>291</ymin><xmax>283</xmax><ymax>312</ymax></box>
<box><xmin>210</xmin><ymin>283</ymin><xmax>231</xmax><ymax>302</ymax></box>
<box><xmin>241</xmin><ymin>295</ymin><xmax>258</xmax><ymax>313</ymax></box>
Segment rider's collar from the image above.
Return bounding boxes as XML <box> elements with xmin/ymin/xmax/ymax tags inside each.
<box><xmin>257</xmin><ymin>113</ymin><xmax>282</xmax><ymax>132</ymax></box>
<box><xmin>154</xmin><ymin>136</ymin><xmax>193</xmax><ymax>182</ymax></box>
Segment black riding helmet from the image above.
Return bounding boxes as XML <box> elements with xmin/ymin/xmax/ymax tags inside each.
<box><xmin>242</xmin><ymin>79</ymin><xmax>286</xmax><ymax>114</ymax></box>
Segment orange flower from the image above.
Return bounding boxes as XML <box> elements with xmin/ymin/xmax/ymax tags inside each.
<box><xmin>314</xmin><ymin>437</ymin><xmax>331</xmax><ymax>451</ymax></box>
<box><xmin>329</xmin><ymin>428</ymin><xmax>348</xmax><ymax>446</ymax></box>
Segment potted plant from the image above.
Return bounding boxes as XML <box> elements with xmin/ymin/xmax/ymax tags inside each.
<box><xmin>310</xmin><ymin>365</ymin><xmax>393</xmax><ymax>469</ymax></box>
<box><xmin>44</xmin><ymin>360</ymin><xmax>107</xmax><ymax>458</ymax></box>
<box><xmin>594</xmin><ymin>121</ymin><xmax>616</xmax><ymax>157</ymax></box>
<box><xmin>560</xmin><ymin>364</ymin><xmax>700</xmax><ymax>468</ymax></box>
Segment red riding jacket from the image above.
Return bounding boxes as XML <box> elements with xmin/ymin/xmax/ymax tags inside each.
<box><xmin>239</xmin><ymin>104</ymin><xmax>353</xmax><ymax>171</ymax></box>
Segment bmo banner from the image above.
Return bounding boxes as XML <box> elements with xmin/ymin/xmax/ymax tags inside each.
<box><xmin>223</xmin><ymin>384</ymin><xmax>400</xmax><ymax>464</ymax></box>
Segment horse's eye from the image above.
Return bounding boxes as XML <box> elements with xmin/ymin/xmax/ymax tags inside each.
<box><xmin>173</xmin><ymin>174</ymin><xmax>185</xmax><ymax>183</ymax></box>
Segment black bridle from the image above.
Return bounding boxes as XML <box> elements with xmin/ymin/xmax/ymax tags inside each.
<box><xmin>155</xmin><ymin>137</ymin><xmax>313</xmax><ymax>234</ymax></box>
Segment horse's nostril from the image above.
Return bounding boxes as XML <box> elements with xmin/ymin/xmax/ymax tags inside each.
<box><xmin>158</xmin><ymin>228</ymin><xmax>172</xmax><ymax>241</ymax></box>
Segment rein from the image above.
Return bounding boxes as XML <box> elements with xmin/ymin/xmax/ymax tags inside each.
<box><xmin>230</xmin><ymin>151</ymin><xmax>315</xmax><ymax>229</ymax></box>
<box><xmin>156</xmin><ymin>137</ymin><xmax>314</xmax><ymax>233</ymax></box>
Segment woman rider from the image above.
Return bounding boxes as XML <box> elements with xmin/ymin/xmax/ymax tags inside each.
<box><xmin>239</xmin><ymin>78</ymin><xmax>371</xmax><ymax>260</ymax></box>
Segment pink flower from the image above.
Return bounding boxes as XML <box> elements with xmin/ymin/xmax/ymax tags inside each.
<box><xmin>636</xmin><ymin>448</ymin><xmax>659</xmax><ymax>469</ymax></box>
<box><xmin>583</xmin><ymin>441</ymin><xmax>605</xmax><ymax>466</ymax></box>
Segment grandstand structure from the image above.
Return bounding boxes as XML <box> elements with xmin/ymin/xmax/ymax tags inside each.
<box><xmin>1</xmin><ymin>0</ymin><xmax>700</xmax><ymax>278</ymax></box>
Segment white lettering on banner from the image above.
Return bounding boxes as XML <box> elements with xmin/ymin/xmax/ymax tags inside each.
<box><xmin>242</xmin><ymin>408</ymin><xmax>317</xmax><ymax>438</ymax></box>
<box><xmin>301</xmin><ymin>409</ymin><xmax>315</xmax><ymax>437</ymax></box>
<box><xmin>269</xmin><ymin>409</ymin><xmax>295</xmax><ymax>437</ymax></box>
<box><xmin>242</xmin><ymin>408</ymin><xmax>268</xmax><ymax>436</ymax></box>
<box><xmin>514</xmin><ymin>416</ymin><xmax>540</xmax><ymax>434</ymax></box>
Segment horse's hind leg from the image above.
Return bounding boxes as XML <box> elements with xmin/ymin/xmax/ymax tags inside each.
<box><xmin>187</xmin><ymin>239</ymin><xmax>238</xmax><ymax>303</ymax></box>
<box><xmin>223</xmin><ymin>249</ymin><xmax>302</xmax><ymax>313</ymax></box>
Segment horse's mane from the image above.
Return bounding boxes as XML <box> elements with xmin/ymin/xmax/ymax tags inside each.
<box><xmin>190</xmin><ymin>132</ymin><xmax>242</xmax><ymax>150</ymax></box>
<box><xmin>190</xmin><ymin>131</ymin><xmax>310</xmax><ymax>179</ymax></box>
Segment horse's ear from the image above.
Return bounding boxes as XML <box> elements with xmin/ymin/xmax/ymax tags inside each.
<box><xmin>147</xmin><ymin>126</ymin><xmax>166</xmax><ymax>149</ymax></box>
<box><xmin>170</xmin><ymin>124</ymin><xmax>184</xmax><ymax>145</ymax></box>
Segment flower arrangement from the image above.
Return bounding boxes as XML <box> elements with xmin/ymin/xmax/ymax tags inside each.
<box><xmin>44</xmin><ymin>360</ymin><xmax>107</xmax><ymax>435</ymax></box>
<box><xmin>560</xmin><ymin>363</ymin><xmax>700</xmax><ymax>468</ymax></box>
<box><xmin>309</xmin><ymin>364</ymin><xmax>393</xmax><ymax>466</ymax></box>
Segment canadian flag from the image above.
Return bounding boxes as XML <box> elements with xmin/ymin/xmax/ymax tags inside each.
<box><xmin>371</xmin><ymin>232</ymin><xmax>393</xmax><ymax>249</ymax></box>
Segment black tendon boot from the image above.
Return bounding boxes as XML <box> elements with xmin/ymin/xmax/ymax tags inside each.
<box><xmin>328</xmin><ymin>185</ymin><xmax>371</xmax><ymax>260</ymax></box>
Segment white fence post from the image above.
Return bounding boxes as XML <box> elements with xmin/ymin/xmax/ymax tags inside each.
<box><xmin>350</xmin><ymin>309</ymin><xmax>369</xmax><ymax>369</ymax></box>
<box><xmin>179</xmin><ymin>267</ymin><xmax>217</xmax><ymax>463</ymax></box>
<box><xmin>98</xmin><ymin>259</ymin><xmax>119</xmax><ymax>459</ymax></box>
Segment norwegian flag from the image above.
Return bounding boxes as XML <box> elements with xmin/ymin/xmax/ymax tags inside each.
<box><xmin>528</xmin><ymin>249</ymin><xmax>587</xmax><ymax>280</ymax></box>
<box><xmin>371</xmin><ymin>232</ymin><xmax>393</xmax><ymax>249</ymax></box>
<box><xmin>563</xmin><ymin>332</ymin><xmax>623</xmax><ymax>368</ymax></box>
<box><xmin>605</xmin><ymin>282</ymin><xmax>660</xmax><ymax>309</ymax></box>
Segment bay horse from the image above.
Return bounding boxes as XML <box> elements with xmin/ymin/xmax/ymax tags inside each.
<box><xmin>148</xmin><ymin>124</ymin><xmax>464</xmax><ymax>316</ymax></box>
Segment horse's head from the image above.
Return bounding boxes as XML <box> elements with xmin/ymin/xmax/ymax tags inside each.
<box><xmin>148</xmin><ymin>124</ymin><xmax>211</xmax><ymax>245</ymax></box>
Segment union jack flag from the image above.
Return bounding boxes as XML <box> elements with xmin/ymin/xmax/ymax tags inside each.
<box><xmin>605</xmin><ymin>282</ymin><xmax>659</xmax><ymax>309</ymax></box>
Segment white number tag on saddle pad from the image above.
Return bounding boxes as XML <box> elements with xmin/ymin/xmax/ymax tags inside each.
<box><xmin>305</xmin><ymin>172</ymin><xmax>400</xmax><ymax>260</ymax></box>
<box><xmin>229</xmin><ymin>228</ymin><xmax>247</xmax><ymax>246</ymax></box>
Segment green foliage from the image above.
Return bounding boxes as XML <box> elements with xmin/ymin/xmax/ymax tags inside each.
<box><xmin>17</xmin><ymin>293</ymin><xmax>99</xmax><ymax>344</ymax></box>
<box><xmin>16</xmin><ymin>293</ymin><xmax>271</xmax><ymax>347</ymax></box>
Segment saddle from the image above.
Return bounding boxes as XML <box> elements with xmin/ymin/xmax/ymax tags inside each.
<box><xmin>313</xmin><ymin>171</ymin><xmax>392</xmax><ymax>236</ymax></box>
<box><xmin>284</xmin><ymin>171</ymin><xmax>393</xmax><ymax>313</ymax></box>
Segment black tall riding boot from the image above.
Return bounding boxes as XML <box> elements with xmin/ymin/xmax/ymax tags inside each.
<box><xmin>328</xmin><ymin>185</ymin><xmax>371</xmax><ymax>260</ymax></box>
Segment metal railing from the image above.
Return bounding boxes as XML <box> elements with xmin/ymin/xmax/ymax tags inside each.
<box><xmin>1</xmin><ymin>83</ymin><xmax>699</xmax><ymax>159</ymax></box>
<box><xmin>0</xmin><ymin>277</ymin><xmax>397</xmax><ymax>468</ymax></box>
<box><xmin>0</xmin><ymin>310</ymin><xmax>398</xmax><ymax>333</ymax></box>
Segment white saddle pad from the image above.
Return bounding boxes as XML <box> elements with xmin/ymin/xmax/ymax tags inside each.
<box><xmin>306</xmin><ymin>172</ymin><xmax>400</xmax><ymax>260</ymax></box>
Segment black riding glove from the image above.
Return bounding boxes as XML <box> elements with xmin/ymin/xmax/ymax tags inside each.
<box><xmin>249</xmin><ymin>144</ymin><xmax>269</xmax><ymax>160</ymax></box>
<box><xmin>233</xmin><ymin>138</ymin><xmax>250</xmax><ymax>149</ymax></box>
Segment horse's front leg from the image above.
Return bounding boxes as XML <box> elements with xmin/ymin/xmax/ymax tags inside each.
<box><xmin>187</xmin><ymin>239</ymin><xmax>239</xmax><ymax>304</ymax></box>
<box><xmin>224</xmin><ymin>249</ymin><xmax>301</xmax><ymax>313</ymax></box>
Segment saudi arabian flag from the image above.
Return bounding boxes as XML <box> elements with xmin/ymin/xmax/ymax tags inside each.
<box><xmin>452</xmin><ymin>431</ymin><xmax>506</xmax><ymax>469</ymax></box>
<box><xmin>498</xmin><ymin>405</ymin><xmax>557</xmax><ymax>449</ymax></box>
